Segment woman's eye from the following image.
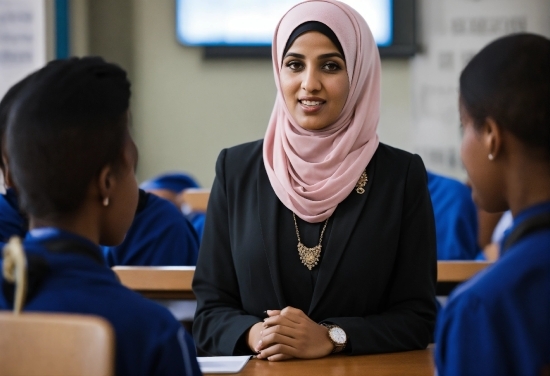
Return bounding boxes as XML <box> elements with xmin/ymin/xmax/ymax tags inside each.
<box><xmin>285</xmin><ymin>61</ymin><xmax>303</xmax><ymax>71</ymax></box>
<box><xmin>323</xmin><ymin>62</ymin><xmax>342</xmax><ymax>71</ymax></box>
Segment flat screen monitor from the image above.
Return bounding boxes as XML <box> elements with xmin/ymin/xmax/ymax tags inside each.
<box><xmin>176</xmin><ymin>0</ymin><xmax>416</xmax><ymax>58</ymax></box>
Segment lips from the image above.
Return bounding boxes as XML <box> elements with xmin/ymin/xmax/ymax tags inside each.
<box><xmin>300</xmin><ymin>100</ymin><xmax>324</xmax><ymax>106</ymax></box>
<box><xmin>298</xmin><ymin>97</ymin><xmax>326</xmax><ymax>114</ymax></box>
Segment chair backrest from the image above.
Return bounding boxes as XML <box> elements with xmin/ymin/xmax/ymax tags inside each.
<box><xmin>178</xmin><ymin>188</ymin><xmax>210</xmax><ymax>213</ymax></box>
<box><xmin>0</xmin><ymin>312</ymin><xmax>115</xmax><ymax>376</ymax></box>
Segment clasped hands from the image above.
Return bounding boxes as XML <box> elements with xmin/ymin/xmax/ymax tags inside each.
<box><xmin>246</xmin><ymin>306</ymin><xmax>334</xmax><ymax>361</ymax></box>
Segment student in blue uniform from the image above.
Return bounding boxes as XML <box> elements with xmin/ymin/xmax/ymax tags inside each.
<box><xmin>102</xmin><ymin>188</ymin><xmax>200</xmax><ymax>267</ymax></box>
<box><xmin>427</xmin><ymin>171</ymin><xmax>479</xmax><ymax>260</ymax></box>
<box><xmin>0</xmin><ymin>79</ymin><xmax>30</xmax><ymax>243</ymax></box>
<box><xmin>140</xmin><ymin>172</ymin><xmax>207</xmax><ymax>240</ymax></box>
<box><xmin>435</xmin><ymin>33</ymin><xmax>550</xmax><ymax>376</ymax></box>
<box><xmin>0</xmin><ymin>57</ymin><xmax>202</xmax><ymax>376</ymax></box>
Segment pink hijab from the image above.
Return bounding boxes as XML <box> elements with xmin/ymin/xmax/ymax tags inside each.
<box><xmin>263</xmin><ymin>0</ymin><xmax>381</xmax><ymax>223</ymax></box>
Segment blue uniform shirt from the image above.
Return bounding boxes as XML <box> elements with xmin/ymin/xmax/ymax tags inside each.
<box><xmin>103</xmin><ymin>191</ymin><xmax>199</xmax><ymax>266</ymax></box>
<box><xmin>187</xmin><ymin>211</ymin><xmax>206</xmax><ymax>241</ymax></box>
<box><xmin>0</xmin><ymin>228</ymin><xmax>202</xmax><ymax>375</ymax></box>
<box><xmin>427</xmin><ymin>171</ymin><xmax>480</xmax><ymax>260</ymax></box>
<box><xmin>0</xmin><ymin>188</ymin><xmax>27</xmax><ymax>243</ymax></box>
<box><xmin>435</xmin><ymin>201</ymin><xmax>550</xmax><ymax>376</ymax></box>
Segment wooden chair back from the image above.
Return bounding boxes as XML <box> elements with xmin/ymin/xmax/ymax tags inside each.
<box><xmin>0</xmin><ymin>312</ymin><xmax>115</xmax><ymax>376</ymax></box>
<box><xmin>178</xmin><ymin>188</ymin><xmax>210</xmax><ymax>212</ymax></box>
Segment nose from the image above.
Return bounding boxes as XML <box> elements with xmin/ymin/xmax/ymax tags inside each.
<box><xmin>301</xmin><ymin>67</ymin><xmax>321</xmax><ymax>93</ymax></box>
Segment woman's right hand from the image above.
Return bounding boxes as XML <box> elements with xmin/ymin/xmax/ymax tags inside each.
<box><xmin>246</xmin><ymin>322</ymin><xmax>265</xmax><ymax>353</ymax></box>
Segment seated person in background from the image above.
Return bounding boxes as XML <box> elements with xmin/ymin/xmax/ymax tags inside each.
<box><xmin>140</xmin><ymin>172</ymin><xmax>206</xmax><ymax>240</ymax></box>
<box><xmin>0</xmin><ymin>79</ymin><xmax>30</xmax><ymax>243</ymax></box>
<box><xmin>101</xmin><ymin>187</ymin><xmax>199</xmax><ymax>267</ymax></box>
<box><xmin>0</xmin><ymin>57</ymin><xmax>202</xmax><ymax>376</ymax></box>
<box><xmin>427</xmin><ymin>170</ymin><xmax>480</xmax><ymax>260</ymax></box>
<box><xmin>482</xmin><ymin>209</ymin><xmax>513</xmax><ymax>261</ymax></box>
<box><xmin>435</xmin><ymin>33</ymin><xmax>550</xmax><ymax>376</ymax></box>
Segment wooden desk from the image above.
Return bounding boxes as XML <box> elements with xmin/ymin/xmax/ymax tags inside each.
<box><xmin>205</xmin><ymin>349</ymin><xmax>435</xmax><ymax>376</ymax></box>
<box><xmin>113</xmin><ymin>261</ymin><xmax>493</xmax><ymax>300</ymax></box>
<box><xmin>112</xmin><ymin>266</ymin><xmax>195</xmax><ymax>299</ymax></box>
<box><xmin>436</xmin><ymin>261</ymin><xmax>492</xmax><ymax>295</ymax></box>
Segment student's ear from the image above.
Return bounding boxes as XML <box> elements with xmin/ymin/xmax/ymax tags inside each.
<box><xmin>484</xmin><ymin>117</ymin><xmax>502</xmax><ymax>160</ymax></box>
<box><xmin>97</xmin><ymin>165</ymin><xmax>115</xmax><ymax>208</ymax></box>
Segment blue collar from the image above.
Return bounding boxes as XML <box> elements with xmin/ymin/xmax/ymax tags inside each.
<box><xmin>27</xmin><ymin>227</ymin><xmax>104</xmax><ymax>265</ymax></box>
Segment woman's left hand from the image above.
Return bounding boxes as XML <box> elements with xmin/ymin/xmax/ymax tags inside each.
<box><xmin>256</xmin><ymin>306</ymin><xmax>334</xmax><ymax>361</ymax></box>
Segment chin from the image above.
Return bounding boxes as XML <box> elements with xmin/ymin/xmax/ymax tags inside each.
<box><xmin>99</xmin><ymin>234</ymin><xmax>126</xmax><ymax>247</ymax></box>
<box><xmin>297</xmin><ymin>121</ymin><xmax>330</xmax><ymax>131</ymax></box>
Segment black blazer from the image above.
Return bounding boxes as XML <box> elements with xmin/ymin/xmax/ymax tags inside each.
<box><xmin>193</xmin><ymin>140</ymin><xmax>437</xmax><ymax>356</ymax></box>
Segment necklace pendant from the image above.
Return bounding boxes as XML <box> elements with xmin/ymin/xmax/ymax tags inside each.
<box><xmin>297</xmin><ymin>242</ymin><xmax>321</xmax><ymax>270</ymax></box>
<box><xmin>355</xmin><ymin>170</ymin><xmax>368</xmax><ymax>194</ymax></box>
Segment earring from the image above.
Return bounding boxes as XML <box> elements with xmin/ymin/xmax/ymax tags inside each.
<box><xmin>488</xmin><ymin>153</ymin><xmax>494</xmax><ymax>161</ymax></box>
<box><xmin>102</xmin><ymin>197</ymin><xmax>109</xmax><ymax>207</ymax></box>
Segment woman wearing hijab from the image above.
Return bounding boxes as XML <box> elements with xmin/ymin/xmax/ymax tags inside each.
<box><xmin>193</xmin><ymin>0</ymin><xmax>436</xmax><ymax>360</ymax></box>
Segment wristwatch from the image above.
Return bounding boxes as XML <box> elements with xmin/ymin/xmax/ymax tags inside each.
<box><xmin>321</xmin><ymin>324</ymin><xmax>347</xmax><ymax>353</ymax></box>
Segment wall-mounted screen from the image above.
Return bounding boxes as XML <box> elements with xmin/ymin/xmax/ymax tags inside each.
<box><xmin>177</xmin><ymin>0</ymin><xmax>392</xmax><ymax>47</ymax></box>
<box><xmin>176</xmin><ymin>0</ymin><xmax>416</xmax><ymax>58</ymax></box>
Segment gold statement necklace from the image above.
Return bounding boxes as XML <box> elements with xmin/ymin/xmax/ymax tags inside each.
<box><xmin>293</xmin><ymin>170</ymin><xmax>368</xmax><ymax>270</ymax></box>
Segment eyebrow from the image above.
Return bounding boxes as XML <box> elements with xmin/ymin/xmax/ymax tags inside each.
<box><xmin>284</xmin><ymin>52</ymin><xmax>345</xmax><ymax>60</ymax></box>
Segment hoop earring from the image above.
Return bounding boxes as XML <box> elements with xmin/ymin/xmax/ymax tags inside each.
<box><xmin>102</xmin><ymin>197</ymin><xmax>109</xmax><ymax>207</ymax></box>
<box><xmin>488</xmin><ymin>154</ymin><xmax>494</xmax><ymax>161</ymax></box>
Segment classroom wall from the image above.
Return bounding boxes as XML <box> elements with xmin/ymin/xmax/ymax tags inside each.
<box><xmin>81</xmin><ymin>0</ymin><xmax>412</xmax><ymax>188</ymax></box>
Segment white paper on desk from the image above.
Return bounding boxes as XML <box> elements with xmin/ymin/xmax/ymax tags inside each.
<box><xmin>197</xmin><ymin>356</ymin><xmax>251</xmax><ymax>374</ymax></box>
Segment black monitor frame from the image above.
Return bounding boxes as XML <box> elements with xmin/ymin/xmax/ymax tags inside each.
<box><xmin>197</xmin><ymin>0</ymin><xmax>417</xmax><ymax>59</ymax></box>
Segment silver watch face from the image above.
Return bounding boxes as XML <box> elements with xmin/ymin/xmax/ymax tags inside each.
<box><xmin>329</xmin><ymin>327</ymin><xmax>347</xmax><ymax>345</ymax></box>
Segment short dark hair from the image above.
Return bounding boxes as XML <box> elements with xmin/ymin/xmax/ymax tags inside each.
<box><xmin>0</xmin><ymin>76</ymin><xmax>33</xmax><ymax>172</ymax></box>
<box><xmin>6</xmin><ymin>56</ymin><xmax>131</xmax><ymax>219</ymax></box>
<box><xmin>460</xmin><ymin>33</ymin><xmax>550</xmax><ymax>157</ymax></box>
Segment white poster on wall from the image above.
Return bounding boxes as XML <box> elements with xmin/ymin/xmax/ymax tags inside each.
<box><xmin>0</xmin><ymin>0</ymin><xmax>47</xmax><ymax>100</ymax></box>
<box><xmin>412</xmin><ymin>0</ymin><xmax>550</xmax><ymax>180</ymax></box>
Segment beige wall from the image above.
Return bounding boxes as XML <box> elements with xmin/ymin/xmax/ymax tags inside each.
<box><xmin>80</xmin><ymin>0</ymin><xmax>412</xmax><ymax>188</ymax></box>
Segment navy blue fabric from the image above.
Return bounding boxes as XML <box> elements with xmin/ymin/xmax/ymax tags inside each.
<box><xmin>0</xmin><ymin>188</ymin><xmax>27</xmax><ymax>243</ymax></box>
<box><xmin>435</xmin><ymin>201</ymin><xmax>550</xmax><ymax>376</ymax></box>
<box><xmin>102</xmin><ymin>193</ymin><xmax>199</xmax><ymax>266</ymax></box>
<box><xmin>0</xmin><ymin>228</ymin><xmax>202</xmax><ymax>376</ymax></box>
<box><xmin>140</xmin><ymin>172</ymin><xmax>200</xmax><ymax>193</ymax></box>
<box><xmin>427</xmin><ymin>171</ymin><xmax>480</xmax><ymax>260</ymax></box>
<box><xmin>187</xmin><ymin>212</ymin><xmax>206</xmax><ymax>241</ymax></box>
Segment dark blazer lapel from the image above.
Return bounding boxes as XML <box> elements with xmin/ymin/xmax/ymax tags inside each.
<box><xmin>308</xmin><ymin>158</ymin><xmax>377</xmax><ymax>315</ymax></box>
<box><xmin>257</xmin><ymin>164</ymin><xmax>287</xmax><ymax>308</ymax></box>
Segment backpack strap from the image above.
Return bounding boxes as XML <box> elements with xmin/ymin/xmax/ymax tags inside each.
<box><xmin>502</xmin><ymin>212</ymin><xmax>550</xmax><ymax>254</ymax></box>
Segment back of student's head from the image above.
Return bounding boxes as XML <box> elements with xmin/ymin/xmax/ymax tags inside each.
<box><xmin>0</xmin><ymin>77</ymin><xmax>33</xmax><ymax>173</ymax></box>
<box><xmin>6</xmin><ymin>56</ymin><xmax>131</xmax><ymax>220</ymax></box>
<box><xmin>460</xmin><ymin>33</ymin><xmax>550</xmax><ymax>158</ymax></box>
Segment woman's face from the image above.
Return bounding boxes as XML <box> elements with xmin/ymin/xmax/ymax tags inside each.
<box><xmin>459</xmin><ymin>101</ymin><xmax>505</xmax><ymax>212</ymax></box>
<box><xmin>281</xmin><ymin>31</ymin><xmax>349</xmax><ymax>131</ymax></box>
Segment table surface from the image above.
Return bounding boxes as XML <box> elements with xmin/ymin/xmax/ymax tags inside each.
<box><xmin>204</xmin><ymin>348</ymin><xmax>435</xmax><ymax>376</ymax></box>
